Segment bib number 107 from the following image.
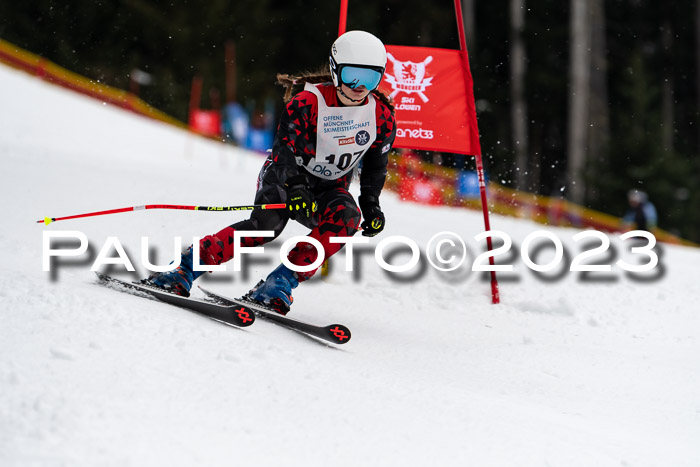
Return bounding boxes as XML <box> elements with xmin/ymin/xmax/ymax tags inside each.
<box><xmin>325</xmin><ymin>151</ymin><xmax>363</xmax><ymax>171</ymax></box>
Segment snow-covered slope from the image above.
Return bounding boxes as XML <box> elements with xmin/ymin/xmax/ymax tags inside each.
<box><xmin>1</xmin><ymin>63</ymin><xmax>699</xmax><ymax>467</ymax></box>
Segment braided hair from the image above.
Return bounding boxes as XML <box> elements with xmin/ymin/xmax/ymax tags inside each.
<box><xmin>276</xmin><ymin>66</ymin><xmax>394</xmax><ymax>113</ymax></box>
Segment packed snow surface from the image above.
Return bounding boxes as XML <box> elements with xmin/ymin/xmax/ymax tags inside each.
<box><xmin>1</xmin><ymin>63</ymin><xmax>699</xmax><ymax>466</ymax></box>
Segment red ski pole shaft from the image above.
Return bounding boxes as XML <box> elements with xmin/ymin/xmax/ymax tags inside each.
<box><xmin>37</xmin><ymin>203</ymin><xmax>287</xmax><ymax>225</ymax></box>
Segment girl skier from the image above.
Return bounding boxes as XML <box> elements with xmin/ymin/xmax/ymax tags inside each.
<box><xmin>145</xmin><ymin>30</ymin><xmax>397</xmax><ymax>314</ymax></box>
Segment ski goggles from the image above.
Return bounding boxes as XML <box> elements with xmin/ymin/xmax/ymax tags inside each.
<box><xmin>339</xmin><ymin>65</ymin><xmax>385</xmax><ymax>90</ymax></box>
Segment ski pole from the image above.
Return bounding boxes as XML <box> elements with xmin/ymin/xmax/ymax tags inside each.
<box><xmin>37</xmin><ymin>203</ymin><xmax>287</xmax><ymax>225</ymax></box>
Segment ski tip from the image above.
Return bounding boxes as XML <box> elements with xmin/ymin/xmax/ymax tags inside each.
<box><xmin>94</xmin><ymin>271</ymin><xmax>112</xmax><ymax>283</ymax></box>
<box><xmin>231</xmin><ymin>305</ymin><xmax>256</xmax><ymax>327</ymax></box>
<box><xmin>325</xmin><ymin>324</ymin><xmax>351</xmax><ymax>344</ymax></box>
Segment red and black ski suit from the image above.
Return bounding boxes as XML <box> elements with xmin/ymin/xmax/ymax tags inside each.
<box><xmin>198</xmin><ymin>83</ymin><xmax>396</xmax><ymax>281</ymax></box>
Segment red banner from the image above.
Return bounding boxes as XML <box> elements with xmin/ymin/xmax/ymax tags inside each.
<box><xmin>189</xmin><ymin>109</ymin><xmax>222</xmax><ymax>137</ymax></box>
<box><xmin>379</xmin><ymin>45</ymin><xmax>481</xmax><ymax>155</ymax></box>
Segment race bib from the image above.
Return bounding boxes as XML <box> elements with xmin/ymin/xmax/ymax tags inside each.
<box><xmin>302</xmin><ymin>83</ymin><xmax>377</xmax><ymax>180</ymax></box>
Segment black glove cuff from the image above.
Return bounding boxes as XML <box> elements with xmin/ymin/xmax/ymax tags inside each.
<box><xmin>358</xmin><ymin>194</ymin><xmax>380</xmax><ymax>212</ymax></box>
<box><xmin>285</xmin><ymin>174</ymin><xmax>309</xmax><ymax>189</ymax></box>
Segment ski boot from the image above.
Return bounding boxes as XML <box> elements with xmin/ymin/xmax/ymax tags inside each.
<box><xmin>244</xmin><ymin>264</ymin><xmax>299</xmax><ymax>315</ymax></box>
<box><xmin>142</xmin><ymin>246</ymin><xmax>205</xmax><ymax>297</ymax></box>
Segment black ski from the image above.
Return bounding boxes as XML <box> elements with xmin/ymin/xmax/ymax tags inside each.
<box><xmin>95</xmin><ymin>272</ymin><xmax>255</xmax><ymax>328</ymax></box>
<box><xmin>198</xmin><ymin>287</ymin><xmax>351</xmax><ymax>345</ymax></box>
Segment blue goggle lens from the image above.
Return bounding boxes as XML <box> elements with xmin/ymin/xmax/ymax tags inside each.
<box><xmin>340</xmin><ymin>66</ymin><xmax>383</xmax><ymax>90</ymax></box>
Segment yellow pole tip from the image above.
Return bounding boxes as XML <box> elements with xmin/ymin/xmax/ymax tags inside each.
<box><xmin>44</xmin><ymin>217</ymin><xmax>53</xmax><ymax>225</ymax></box>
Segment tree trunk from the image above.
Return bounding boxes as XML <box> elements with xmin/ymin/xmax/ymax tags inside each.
<box><xmin>661</xmin><ymin>18</ymin><xmax>674</xmax><ymax>154</ymax></box>
<box><xmin>566</xmin><ymin>0</ymin><xmax>591</xmax><ymax>205</ymax></box>
<box><xmin>462</xmin><ymin>0</ymin><xmax>476</xmax><ymax>51</ymax></box>
<box><xmin>586</xmin><ymin>0</ymin><xmax>609</xmax><ymax>203</ymax></box>
<box><xmin>511</xmin><ymin>0</ymin><xmax>529</xmax><ymax>191</ymax></box>
<box><xmin>696</xmin><ymin>0</ymin><xmax>700</xmax><ymax>154</ymax></box>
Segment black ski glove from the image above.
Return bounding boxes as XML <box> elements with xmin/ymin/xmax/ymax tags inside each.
<box><xmin>359</xmin><ymin>194</ymin><xmax>385</xmax><ymax>237</ymax></box>
<box><xmin>285</xmin><ymin>174</ymin><xmax>317</xmax><ymax>220</ymax></box>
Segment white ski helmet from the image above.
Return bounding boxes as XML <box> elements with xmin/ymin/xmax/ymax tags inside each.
<box><xmin>329</xmin><ymin>30</ymin><xmax>387</xmax><ymax>91</ymax></box>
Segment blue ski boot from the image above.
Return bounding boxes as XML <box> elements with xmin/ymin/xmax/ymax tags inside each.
<box><xmin>143</xmin><ymin>246</ymin><xmax>205</xmax><ymax>297</ymax></box>
<box><xmin>245</xmin><ymin>264</ymin><xmax>299</xmax><ymax>315</ymax></box>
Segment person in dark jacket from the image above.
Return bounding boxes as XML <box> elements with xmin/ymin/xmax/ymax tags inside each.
<box><xmin>622</xmin><ymin>190</ymin><xmax>658</xmax><ymax>231</ymax></box>
<box><xmin>144</xmin><ymin>31</ymin><xmax>396</xmax><ymax>314</ymax></box>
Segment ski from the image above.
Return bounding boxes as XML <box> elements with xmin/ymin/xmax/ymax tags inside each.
<box><xmin>95</xmin><ymin>272</ymin><xmax>255</xmax><ymax>328</ymax></box>
<box><xmin>198</xmin><ymin>287</ymin><xmax>352</xmax><ymax>345</ymax></box>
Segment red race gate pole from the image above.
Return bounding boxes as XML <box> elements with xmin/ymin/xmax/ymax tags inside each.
<box><xmin>338</xmin><ymin>0</ymin><xmax>348</xmax><ymax>36</ymax></box>
<box><xmin>454</xmin><ymin>0</ymin><xmax>500</xmax><ymax>304</ymax></box>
